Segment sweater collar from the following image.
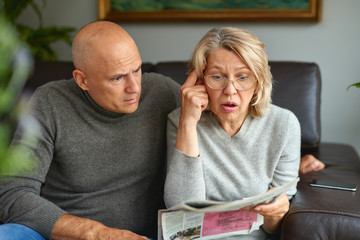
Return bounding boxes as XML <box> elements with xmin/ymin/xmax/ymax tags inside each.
<box><xmin>206</xmin><ymin>111</ymin><xmax>252</xmax><ymax>139</ymax></box>
<box><xmin>82</xmin><ymin>90</ymin><xmax>127</xmax><ymax>118</ymax></box>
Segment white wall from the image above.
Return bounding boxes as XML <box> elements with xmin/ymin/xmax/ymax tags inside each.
<box><xmin>18</xmin><ymin>0</ymin><xmax>360</xmax><ymax>155</ymax></box>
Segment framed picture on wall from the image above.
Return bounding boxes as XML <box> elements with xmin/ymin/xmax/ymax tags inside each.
<box><xmin>97</xmin><ymin>0</ymin><xmax>322</xmax><ymax>22</ymax></box>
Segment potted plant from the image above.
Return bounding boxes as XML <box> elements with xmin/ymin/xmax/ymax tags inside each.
<box><xmin>2</xmin><ymin>0</ymin><xmax>75</xmax><ymax>61</ymax></box>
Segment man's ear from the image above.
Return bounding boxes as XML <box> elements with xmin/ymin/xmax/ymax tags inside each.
<box><xmin>73</xmin><ymin>69</ymin><xmax>89</xmax><ymax>90</ymax></box>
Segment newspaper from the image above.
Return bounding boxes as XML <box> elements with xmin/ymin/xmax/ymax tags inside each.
<box><xmin>158</xmin><ymin>177</ymin><xmax>299</xmax><ymax>240</ymax></box>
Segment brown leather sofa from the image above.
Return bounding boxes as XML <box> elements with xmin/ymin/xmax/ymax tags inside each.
<box><xmin>25</xmin><ymin>61</ymin><xmax>360</xmax><ymax>239</ymax></box>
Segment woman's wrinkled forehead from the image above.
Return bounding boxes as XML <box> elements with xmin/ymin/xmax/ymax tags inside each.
<box><xmin>204</xmin><ymin>47</ymin><xmax>247</xmax><ymax>67</ymax></box>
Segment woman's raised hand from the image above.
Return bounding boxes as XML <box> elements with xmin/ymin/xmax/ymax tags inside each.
<box><xmin>179</xmin><ymin>70</ymin><xmax>209</xmax><ymax>124</ymax></box>
<box><xmin>176</xmin><ymin>70</ymin><xmax>209</xmax><ymax>157</ymax></box>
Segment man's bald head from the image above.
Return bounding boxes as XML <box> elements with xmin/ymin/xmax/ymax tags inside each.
<box><xmin>72</xmin><ymin>21</ymin><xmax>138</xmax><ymax>71</ymax></box>
<box><xmin>71</xmin><ymin>21</ymin><xmax>142</xmax><ymax>113</ymax></box>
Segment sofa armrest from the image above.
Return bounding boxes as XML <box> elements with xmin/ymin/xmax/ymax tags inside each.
<box><xmin>303</xmin><ymin>142</ymin><xmax>360</xmax><ymax>168</ymax></box>
<box><xmin>281</xmin><ymin>143</ymin><xmax>360</xmax><ymax>240</ymax></box>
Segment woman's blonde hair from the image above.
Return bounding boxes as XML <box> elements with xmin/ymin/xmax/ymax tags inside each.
<box><xmin>188</xmin><ymin>27</ymin><xmax>272</xmax><ymax>118</ymax></box>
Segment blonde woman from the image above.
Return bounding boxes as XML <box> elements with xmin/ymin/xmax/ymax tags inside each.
<box><xmin>165</xmin><ymin>27</ymin><xmax>300</xmax><ymax>239</ymax></box>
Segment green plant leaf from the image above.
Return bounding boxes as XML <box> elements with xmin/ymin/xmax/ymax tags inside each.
<box><xmin>0</xmin><ymin>143</ymin><xmax>36</xmax><ymax>176</ymax></box>
<box><xmin>3</xmin><ymin>0</ymin><xmax>32</xmax><ymax>23</ymax></box>
<box><xmin>0</xmin><ymin>16</ymin><xmax>20</xmax><ymax>84</ymax></box>
<box><xmin>4</xmin><ymin>0</ymin><xmax>76</xmax><ymax>62</ymax></box>
<box><xmin>0</xmin><ymin>8</ymin><xmax>37</xmax><ymax>176</ymax></box>
<box><xmin>346</xmin><ymin>82</ymin><xmax>360</xmax><ymax>90</ymax></box>
<box><xmin>16</xmin><ymin>25</ymin><xmax>76</xmax><ymax>61</ymax></box>
<box><xmin>29</xmin><ymin>0</ymin><xmax>46</xmax><ymax>27</ymax></box>
<box><xmin>3</xmin><ymin>0</ymin><xmax>45</xmax><ymax>27</ymax></box>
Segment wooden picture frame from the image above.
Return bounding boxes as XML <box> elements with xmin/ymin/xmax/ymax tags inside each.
<box><xmin>98</xmin><ymin>0</ymin><xmax>322</xmax><ymax>23</ymax></box>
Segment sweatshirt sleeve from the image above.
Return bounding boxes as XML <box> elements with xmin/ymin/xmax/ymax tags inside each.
<box><xmin>0</xmin><ymin>88</ymin><xmax>66</xmax><ymax>239</ymax></box>
<box><xmin>164</xmin><ymin>109</ymin><xmax>206</xmax><ymax>208</ymax></box>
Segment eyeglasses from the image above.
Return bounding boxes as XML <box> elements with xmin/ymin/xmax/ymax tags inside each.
<box><xmin>204</xmin><ymin>75</ymin><xmax>256</xmax><ymax>91</ymax></box>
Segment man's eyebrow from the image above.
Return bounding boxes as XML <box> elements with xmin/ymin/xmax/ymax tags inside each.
<box><xmin>109</xmin><ymin>64</ymin><xmax>142</xmax><ymax>78</ymax></box>
<box><xmin>134</xmin><ymin>64</ymin><xmax>142</xmax><ymax>72</ymax></box>
<box><xmin>109</xmin><ymin>72</ymin><xmax>127</xmax><ymax>79</ymax></box>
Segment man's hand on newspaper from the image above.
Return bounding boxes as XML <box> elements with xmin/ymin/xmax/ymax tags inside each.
<box><xmin>247</xmin><ymin>188</ymin><xmax>289</xmax><ymax>233</ymax></box>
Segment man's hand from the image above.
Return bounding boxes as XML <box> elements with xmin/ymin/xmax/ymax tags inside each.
<box><xmin>299</xmin><ymin>154</ymin><xmax>325</xmax><ymax>175</ymax></box>
<box><xmin>91</xmin><ymin>227</ymin><xmax>150</xmax><ymax>240</ymax></box>
<box><xmin>52</xmin><ymin>213</ymin><xmax>149</xmax><ymax>240</ymax></box>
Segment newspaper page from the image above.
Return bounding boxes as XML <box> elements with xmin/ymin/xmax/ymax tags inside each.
<box><xmin>159</xmin><ymin>209</ymin><xmax>263</xmax><ymax>240</ymax></box>
<box><xmin>158</xmin><ymin>177</ymin><xmax>299</xmax><ymax>240</ymax></box>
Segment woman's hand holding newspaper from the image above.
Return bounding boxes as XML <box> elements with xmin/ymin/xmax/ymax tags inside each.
<box><xmin>247</xmin><ymin>188</ymin><xmax>289</xmax><ymax>233</ymax></box>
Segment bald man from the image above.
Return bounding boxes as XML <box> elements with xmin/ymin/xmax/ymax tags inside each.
<box><xmin>0</xmin><ymin>21</ymin><xmax>180</xmax><ymax>240</ymax></box>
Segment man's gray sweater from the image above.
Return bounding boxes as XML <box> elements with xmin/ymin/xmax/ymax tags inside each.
<box><xmin>0</xmin><ymin>73</ymin><xmax>180</xmax><ymax>239</ymax></box>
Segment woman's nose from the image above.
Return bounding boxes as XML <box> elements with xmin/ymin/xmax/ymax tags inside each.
<box><xmin>223</xmin><ymin>80</ymin><xmax>237</xmax><ymax>95</ymax></box>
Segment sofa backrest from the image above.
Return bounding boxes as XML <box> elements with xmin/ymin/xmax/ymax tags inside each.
<box><xmin>270</xmin><ymin>62</ymin><xmax>321</xmax><ymax>149</ymax></box>
<box><xmin>25</xmin><ymin>60</ymin><xmax>321</xmax><ymax>149</ymax></box>
<box><xmin>24</xmin><ymin>61</ymin><xmax>75</xmax><ymax>90</ymax></box>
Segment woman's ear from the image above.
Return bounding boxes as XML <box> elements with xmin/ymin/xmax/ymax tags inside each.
<box><xmin>73</xmin><ymin>69</ymin><xmax>89</xmax><ymax>90</ymax></box>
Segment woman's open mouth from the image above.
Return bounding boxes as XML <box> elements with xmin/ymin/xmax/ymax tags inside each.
<box><xmin>221</xmin><ymin>102</ymin><xmax>238</xmax><ymax>112</ymax></box>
